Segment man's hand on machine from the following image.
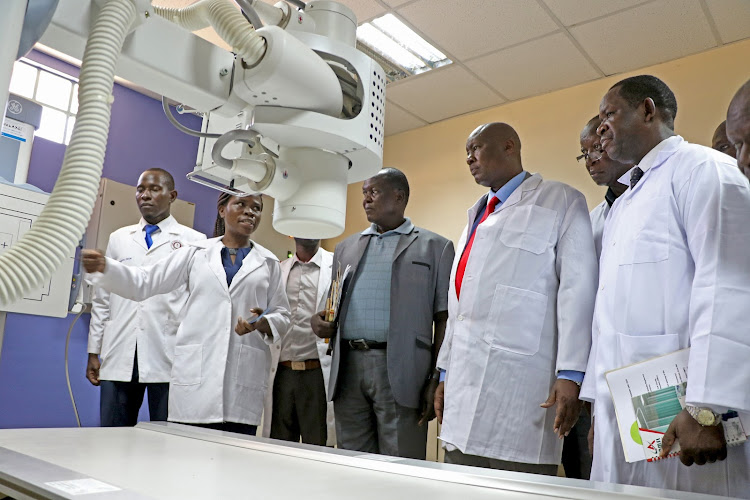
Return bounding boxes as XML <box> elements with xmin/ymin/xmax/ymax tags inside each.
<box><xmin>81</xmin><ymin>249</ymin><xmax>106</xmax><ymax>273</ymax></box>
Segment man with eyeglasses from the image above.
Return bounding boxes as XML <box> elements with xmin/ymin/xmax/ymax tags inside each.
<box><xmin>578</xmin><ymin>115</ymin><xmax>632</xmax><ymax>259</ymax></box>
<box><xmin>556</xmin><ymin>116</ymin><xmax>633</xmax><ymax>480</ymax></box>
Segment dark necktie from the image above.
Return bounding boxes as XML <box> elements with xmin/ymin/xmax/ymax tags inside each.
<box><xmin>630</xmin><ymin>167</ymin><xmax>644</xmax><ymax>189</ymax></box>
<box><xmin>144</xmin><ymin>224</ymin><xmax>159</xmax><ymax>249</ymax></box>
<box><xmin>455</xmin><ymin>196</ymin><xmax>500</xmax><ymax>299</ymax></box>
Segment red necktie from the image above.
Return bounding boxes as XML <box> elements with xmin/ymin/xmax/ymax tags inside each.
<box><xmin>456</xmin><ymin>196</ymin><xmax>499</xmax><ymax>299</ymax></box>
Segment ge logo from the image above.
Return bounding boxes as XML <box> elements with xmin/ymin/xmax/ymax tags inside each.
<box><xmin>7</xmin><ymin>100</ymin><xmax>22</xmax><ymax>115</ymax></box>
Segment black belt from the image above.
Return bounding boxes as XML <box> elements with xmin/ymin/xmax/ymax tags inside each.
<box><xmin>346</xmin><ymin>339</ymin><xmax>387</xmax><ymax>350</ymax></box>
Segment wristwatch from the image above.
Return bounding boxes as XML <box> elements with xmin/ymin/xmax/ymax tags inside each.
<box><xmin>685</xmin><ymin>405</ymin><xmax>722</xmax><ymax>426</ymax></box>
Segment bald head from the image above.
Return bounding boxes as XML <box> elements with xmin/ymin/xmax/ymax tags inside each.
<box><xmin>726</xmin><ymin>80</ymin><xmax>750</xmax><ymax>178</ymax></box>
<box><xmin>712</xmin><ymin>121</ymin><xmax>737</xmax><ymax>159</ymax></box>
<box><xmin>469</xmin><ymin>122</ymin><xmax>522</xmax><ymax>154</ymax></box>
<box><xmin>466</xmin><ymin>122</ymin><xmax>523</xmax><ymax>191</ymax></box>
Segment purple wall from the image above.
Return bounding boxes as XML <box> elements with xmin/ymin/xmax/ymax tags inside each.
<box><xmin>0</xmin><ymin>50</ymin><xmax>220</xmax><ymax>428</ymax></box>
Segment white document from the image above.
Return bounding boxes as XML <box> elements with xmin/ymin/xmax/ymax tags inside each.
<box><xmin>45</xmin><ymin>478</ymin><xmax>121</xmax><ymax>495</ymax></box>
<box><xmin>606</xmin><ymin>348</ymin><xmax>747</xmax><ymax>462</ymax></box>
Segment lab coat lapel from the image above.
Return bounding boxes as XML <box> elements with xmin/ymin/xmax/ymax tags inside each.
<box><xmin>205</xmin><ymin>241</ymin><xmax>229</xmax><ymax>293</ymax></box>
<box><xmin>130</xmin><ymin>227</ymin><xmax>148</xmax><ymax>251</ymax></box>
<box><xmin>495</xmin><ymin>172</ymin><xmax>539</xmax><ymax>213</ymax></box>
<box><xmin>147</xmin><ymin>228</ymin><xmax>179</xmax><ymax>253</ymax></box>
<box><xmin>630</xmin><ymin>139</ymin><xmax>681</xmax><ymax>196</ymax></box>
<box><xmin>228</xmin><ymin>246</ymin><xmax>264</xmax><ymax>292</ymax></box>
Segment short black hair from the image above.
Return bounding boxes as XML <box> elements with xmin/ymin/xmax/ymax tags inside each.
<box><xmin>610</xmin><ymin>75</ymin><xmax>677</xmax><ymax>128</ymax></box>
<box><xmin>582</xmin><ymin>115</ymin><xmax>601</xmax><ymax>135</ymax></box>
<box><xmin>143</xmin><ymin>168</ymin><xmax>175</xmax><ymax>191</ymax></box>
<box><xmin>376</xmin><ymin>167</ymin><xmax>410</xmax><ymax>204</ymax></box>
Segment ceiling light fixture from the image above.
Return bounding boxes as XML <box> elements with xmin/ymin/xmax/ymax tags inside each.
<box><xmin>356</xmin><ymin>14</ymin><xmax>451</xmax><ymax>83</ymax></box>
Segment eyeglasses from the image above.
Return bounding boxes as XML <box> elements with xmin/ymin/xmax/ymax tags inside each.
<box><xmin>577</xmin><ymin>143</ymin><xmax>604</xmax><ymax>163</ymax></box>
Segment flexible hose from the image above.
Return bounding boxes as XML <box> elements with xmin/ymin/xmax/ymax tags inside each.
<box><xmin>0</xmin><ymin>0</ymin><xmax>136</xmax><ymax>305</ymax></box>
<box><xmin>153</xmin><ymin>0</ymin><xmax>266</xmax><ymax>66</ymax></box>
<box><xmin>65</xmin><ymin>303</ymin><xmax>86</xmax><ymax>428</ymax></box>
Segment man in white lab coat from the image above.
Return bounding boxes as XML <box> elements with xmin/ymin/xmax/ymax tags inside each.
<box><xmin>726</xmin><ymin>79</ymin><xmax>750</xmax><ymax>179</ymax></box>
<box><xmin>556</xmin><ymin>117</ymin><xmax>632</xmax><ymax>480</ymax></box>
<box><xmin>435</xmin><ymin>123</ymin><xmax>598</xmax><ymax>474</ymax></box>
<box><xmin>261</xmin><ymin>238</ymin><xmax>336</xmax><ymax>446</ymax></box>
<box><xmin>87</xmin><ymin>168</ymin><xmax>205</xmax><ymax>426</ymax></box>
<box><xmin>583</xmin><ymin>75</ymin><xmax>750</xmax><ymax>498</ymax></box>
<box><xmin>579</xmin><ymin>115</ymin><xmax>631</xmax><ymax>259</ymax></box>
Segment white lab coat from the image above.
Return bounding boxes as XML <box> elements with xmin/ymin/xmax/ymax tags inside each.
<box><xmin>589</xmin><ymin>200</ymin><xmax>609</xmax><ymax>260</ymax></box>
<box><xmin>437</xmin><ymin>173</ymin><xmax>598</xmax><ymax>464</ymax></box>
<box><xmin>261</xmin><ymin>248</ymin><xmax>336</xmax><ymax>445</ymax></box>
<box><xmin>581</xmin><ymin>136</ymin><xmax>750</xmax><ymax>498</ymax></box>
<box><xmin>88</xmin><ymin>237</ymin><xmax>290</xmax><ymax>426</ymax></box>
<box><xmin>88</xmin><ymin>216</ymin><xmax>206</xmax><ymax>382</ymax></box>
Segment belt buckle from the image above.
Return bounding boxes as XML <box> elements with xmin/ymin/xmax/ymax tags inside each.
<box><xmin>291</xmin><ymin>361</ymin><xmax>306</xmax><ymax>371</ymax></box>
<box><xmin>349</xmin><ymin>339</ymin><xmax>369</xmax><ymax>350</ymax></box>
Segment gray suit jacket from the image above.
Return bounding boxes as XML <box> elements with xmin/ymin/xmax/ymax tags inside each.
<box><xmin>328</xmin><ymin>225</ymin><xmax>454</xmax><ymax>408</ymax></box>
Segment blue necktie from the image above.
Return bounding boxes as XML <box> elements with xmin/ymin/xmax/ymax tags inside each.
<box><xmin>144</xmin><ymin>224</ymin><xmax>159</xmax><ymax>249</ymax></box>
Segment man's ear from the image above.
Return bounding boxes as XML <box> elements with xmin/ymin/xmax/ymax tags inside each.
<box><xmin>169</xmin><ymin>190</ymin><xmax>178</xmax><ymax>203</ymax></box>
<box><xmin>643</xmin><ymin>97</ymin><xmax>657</xmax><ymax>123</ymax></box>
<box><xmin>504</xmin><ymin>138</ymin><xmax>517</xmax><ymax>155</ymax></box>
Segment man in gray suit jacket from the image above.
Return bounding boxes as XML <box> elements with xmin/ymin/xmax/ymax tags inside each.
<box><xmin>312</xmin><ymin>168</ymin><xmax>454</xmax><ymax>459</ymax></box>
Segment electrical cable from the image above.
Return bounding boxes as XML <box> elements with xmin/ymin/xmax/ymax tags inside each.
<box><xmin>286</xmin><ymin>0</ymin><xmax>306</xmax><ymax>10</ymax></box>
<box><xmin>64</xmin><ymin>303</ymin><xmax>86</xmax><ymax>428</ymax></box>
<box><xmin>162</xmin><ymin>96</ymin><xmax>221</xmax><ymax>138</ymax></box>
<box><xmin>235</xmin><ymin>0</ymin><xmax>263</xmax><ymax>30</ymax></box>
<box><xmin>211</xmin><ymin>128</ymin><xmax>260</xmax><ymax>168</ymax></box>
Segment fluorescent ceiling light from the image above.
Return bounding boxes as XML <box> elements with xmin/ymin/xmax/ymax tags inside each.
<box><xmin>357</xmin><ymin>24</ymin><xmax>426</xmax><ymax>72</ymax></box>
<box><xmin>356</xmin><ymin>14</ymin><xmax>451</xmax><ymax>82</ymax></box>
<box><xmin>371</xmin><ymin>14</ymin><xmax>447</xmax><ymax>63</ymax></box>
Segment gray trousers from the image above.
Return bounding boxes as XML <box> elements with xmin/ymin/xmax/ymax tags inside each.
<box><xmin>334</xmin><ymin>348</ymin><xmax>427</xmax><ymax>459</ymax></box>
<box><xmin>444</xmin><ymin>449</ymin><xmax>559</xmax><ymax>476</ymax></box>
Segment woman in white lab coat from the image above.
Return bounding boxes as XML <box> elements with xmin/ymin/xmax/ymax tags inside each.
<box><xmin>83</xmin><ymin>193</ymin><xmax>290</xmax><ymax>435</ymax></box>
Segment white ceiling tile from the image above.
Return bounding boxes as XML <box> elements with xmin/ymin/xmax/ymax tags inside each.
<box><xmin>466</xmin><ymin>33</ymin><xmax>600</xmax><ymax>101</ymax></box>
<box><xmin>541</xmin><ymin>0</ymin><xmax>646</xmax><ymax>27</ymax></box>
<box><xmin>397</xmin><ymin>0</ymin><xmax>559</xmax><ymax>60</ymax></box>
<box><xmin>570</xmin><ymin>0</ymin><xmax>717</xmax><ymax>76</ymax></box>
<box><xmin>324</xmin><ymin>0</ymin><xmax>387</xmax><ymax>23</ymax></box>
<box><xmin>381</xmin><ymin>0</ymin><xmax>414</xmax><ymax>7</ymax></box>
<box><xmin>386</xmin><ymin>65</ymin><xmax>505</xmax><ymax>123</ymax></box>
<box><xmin>384</xmin><ymin>102</ymin><xmax>427</xmax><ymax>136</ymax></box>
<box><xmin>705</xmin><ymin>0</ymin><xmax>750</xmax><ymax>44</ymax></box>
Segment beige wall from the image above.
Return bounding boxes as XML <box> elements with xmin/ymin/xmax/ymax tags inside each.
<box><xmin>325</xmin><ymin>38</ymin><xmax>750</xmax><ymax>249</ymax></box>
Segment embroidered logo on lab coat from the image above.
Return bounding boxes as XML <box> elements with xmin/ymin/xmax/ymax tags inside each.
<box><xmin>171</xmin><ymin>241</ymin><xmax>182</xmax><ymax>250</ymax></box>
